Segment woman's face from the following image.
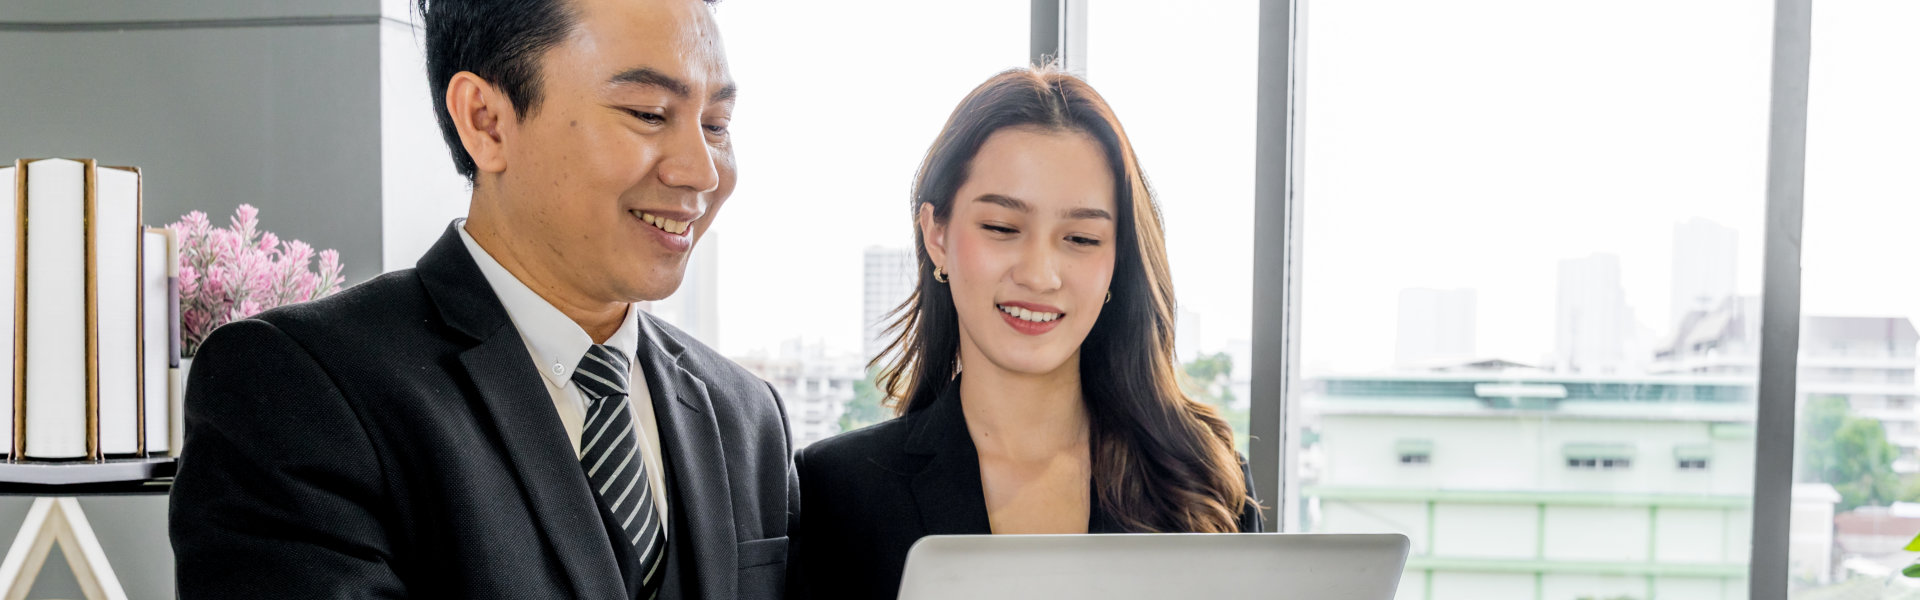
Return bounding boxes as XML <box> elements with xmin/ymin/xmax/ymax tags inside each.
<box><xmin>921</xmin><ymin>127</ymin><xmax>1119</xmax><ymax>380</ymax></box>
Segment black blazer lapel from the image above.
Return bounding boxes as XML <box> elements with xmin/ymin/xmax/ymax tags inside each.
<box><xmin>418</xmin><ymin>222</ymin><xmax>625</xmax><ymax>600</ymax></box>
<box><xmin>903</xmin><ymin>384</ymin><xmax>992</xmax><ymax>536</ymax></box>
<box><xmin>635</xmin><ymin>315</ymin><xmax>737</xmax><ymax>600</ymax></box>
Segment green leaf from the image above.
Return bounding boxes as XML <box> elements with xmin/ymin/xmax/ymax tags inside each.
<box><xmin>1906</xmin><ymin>531</ymin><xmax>1920</xmax><ymax>552</ymax></box>
<box><xmin>1903</xmin><ymin>562</ymin><xmax>1920</xmax><ymax>578</ymax></box>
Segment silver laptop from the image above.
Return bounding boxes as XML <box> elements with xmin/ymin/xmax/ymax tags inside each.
<box><xmin>897</xmin><ymin>533</ymin><xmax>1410</xmax><ymax>600</ymax></box>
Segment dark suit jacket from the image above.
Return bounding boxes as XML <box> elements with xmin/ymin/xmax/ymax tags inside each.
<box><xmin>786</xmin><ymin>380</ymin><xmax>1261</xmax><ymax>600</ymax></box>
<box><xmin>169</xmin><ymin>222</ymin><xmax>797</xmax><ymax>599</ymax></box>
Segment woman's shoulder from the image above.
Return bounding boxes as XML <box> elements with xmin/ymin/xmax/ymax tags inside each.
<box><xmin>797</xmin><ymin>415</ymin><xmax>918</xmax><ymax>476</ymax></box>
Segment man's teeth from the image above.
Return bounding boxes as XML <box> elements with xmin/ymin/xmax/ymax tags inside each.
<box><xmin>998</xmin><ymin>304</ymin><xmax>1063</xmax><ymax>323</ymax></box>
<box><xmin>633</xmin><ymin>210</ymin><xmax>691</xmax><ymax>235</ymax></box>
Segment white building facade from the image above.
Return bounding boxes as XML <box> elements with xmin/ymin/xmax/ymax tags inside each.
<box><xmin>1302</xmin><ymin>373</ymin><xmax>1759</xmax><ymax>600</ymax></box>
<box><xmin>862</xmin><ymin>246</ymin><xmax>917</xmax><ymax>363</ymax></box>
<box><xmin>1654</xmin><ymin>297</ymin><xmax>1919</xmax><ymax>471</ymax></box>
<box><xmin>733</xmin><ymin>340</ymin><xmax>867</xmax><ymax>449</ymax></box>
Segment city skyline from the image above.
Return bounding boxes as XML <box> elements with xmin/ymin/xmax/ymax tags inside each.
<box><xmin>658</xmin><ymin>0</ymin><xmax>1918</xmax><ymax>382</ymax></box>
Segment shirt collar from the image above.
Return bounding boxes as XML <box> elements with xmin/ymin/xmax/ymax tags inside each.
<box><xmin>457</xmin><ymin>219</ymin><xmax>640</xmax><ymax>388</ymax></box>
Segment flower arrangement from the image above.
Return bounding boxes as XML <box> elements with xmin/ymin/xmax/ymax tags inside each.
<box><xmin>168</xmin><ymin>205</ymin><xmax>345</xmax><ymax>356</ymax></box>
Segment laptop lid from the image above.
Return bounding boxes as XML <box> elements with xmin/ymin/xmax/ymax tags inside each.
<box><xmin>897</xmin><ymin>533</ymin><xmax>1410</xmax><ymax>600</ymax></box>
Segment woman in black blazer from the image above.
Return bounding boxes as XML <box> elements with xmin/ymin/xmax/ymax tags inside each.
<box><xmin>786</xmin><ymin>66</ymin><xmax>1261</xmax><ymax>600</ymax></box>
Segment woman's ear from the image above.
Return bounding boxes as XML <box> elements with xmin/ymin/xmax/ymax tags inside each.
<box><xmin>918</xmin><ymin>203</ymin><xmax>950</xmax><ymax>270</ymax></box>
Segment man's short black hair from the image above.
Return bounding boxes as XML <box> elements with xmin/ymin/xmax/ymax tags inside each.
<box><xmin>418</xmin><ymin>0</ymin><xmax>718</xmax><ymax>182</ymax></box>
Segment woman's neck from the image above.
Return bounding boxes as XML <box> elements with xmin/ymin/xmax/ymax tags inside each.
<box><xmin>957</xmin><ymin>344</ymin><xmax>1090</xmax><ymax>461</ymax></box>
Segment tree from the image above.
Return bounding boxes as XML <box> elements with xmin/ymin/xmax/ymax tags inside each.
<box><xmin>1800</xmin><ymin>396</ymin><xmax>1902</xmax><ymax>510</ymax></box>
<box><xmin>839</xmin><ymin>368</ymin><xmax>892</xmax><ymax>433</ymax></box>
<box><xmin>1180</xmin><ymin>352</ymin><xmax>1249</xmax><ymax>453</ymax></box>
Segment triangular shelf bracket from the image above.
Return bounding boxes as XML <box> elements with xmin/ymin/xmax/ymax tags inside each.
<box><xmin>0</xmin><ymin>497</ymin><xmax>128</xmax><ymax>600</ymax></box>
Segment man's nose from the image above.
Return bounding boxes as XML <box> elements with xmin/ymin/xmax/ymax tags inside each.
<box><xmin>656</xmin><ymin>122</ymin><xmax>720</xmax><ymax>194</ymax></box>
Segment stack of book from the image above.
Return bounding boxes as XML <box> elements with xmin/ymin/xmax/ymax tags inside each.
<box><xmin>3</xmin><ymin>158</ymin><xmax>181</xmax><ymax>462</ymax></box>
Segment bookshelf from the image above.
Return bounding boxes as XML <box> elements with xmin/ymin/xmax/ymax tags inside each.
<box><xmin>0</xmin><ymin>457</ymin><xmax>171</xmax><ymax>599</ymax></box>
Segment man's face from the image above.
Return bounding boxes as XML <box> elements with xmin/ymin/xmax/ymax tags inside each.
<box><xmin>494</xmin><ymin>0</ymin><xmax>735</xmax><ymax>303</ymax></box>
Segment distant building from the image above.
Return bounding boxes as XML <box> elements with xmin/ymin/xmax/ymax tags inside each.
<box><xmin>1302</xmin><ymin>371</ymin><xmax>1755</xmax><ymax>600</ymax></box>
<box><xmin>1177</xmin><ymin>308</ymin><xmax>1204</xmax><ymax>364</ymax></box>
<box><xmin>732</xmin><ymin>339</ymin><xmax>867</xmax><ymax>449</ymax></box>
<box><xmin>863</xmin><ymin>247</ymin><xmax>917</xmax><ymax>364</ymax></box>
<box><xmin>646</xmin><ymin>232</ymin><xmax>721</xmax><ymax>347</ymax></box>
<box><xmin>1824</xmin><ymin>497</ymin><xmax>1920</xmax><ymax>584</ymax></box>
<box><xmin>1555</xmin><ymin>254</ymin><xmax>1646</xmax><ymax>375</ymax></box>
<box><xmin>1653</xmin><ymin>297</ymin><xmax>1920</xmax><ymax>471</ymax></box>
<box><xmin>1396</xmin><ymin>288</ymin><xmax>1478</xmax><ymax>369</ymax></box>
<box><xmin>1670</xmin><ymin>218</ymin><xmax>1740</xmax><ymax>332</ymax></box>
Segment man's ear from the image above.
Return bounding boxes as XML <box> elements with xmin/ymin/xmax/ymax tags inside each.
<box><xmin>446</xmin><ymin>71</ymin><xmax>513</xmax><ymax>176</ymax></box>
<box><xmin>918</xmin><ymin>203</ymin><xmax>950</xmax><ymax>272</ymax></box>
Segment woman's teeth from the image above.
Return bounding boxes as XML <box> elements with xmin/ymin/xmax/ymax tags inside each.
<box><xmin>633</xmin><ymin>210</ymin><xmax>690</xmax><ymax>235</ymax></box>
<box><xmin>998</xmin><ymin>304</ymin><xmax>1063</xmax><ymax>323</ymax></box>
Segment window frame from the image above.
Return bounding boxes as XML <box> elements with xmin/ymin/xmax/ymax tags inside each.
<box><xmin>1038</xmin><ymin>0</ymin><xmax>1815</xmax><ymax>597</ymax></box>
<box><xmin>1044</xmin><ymin>0</ymin><xmax>1810</xmax><ymax>596</ymax></box>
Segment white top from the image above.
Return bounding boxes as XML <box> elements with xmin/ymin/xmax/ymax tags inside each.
<box><xmin>456</xmin><ymin>221</ymin><xmax>669</xmax><ymax>535</ymax></box>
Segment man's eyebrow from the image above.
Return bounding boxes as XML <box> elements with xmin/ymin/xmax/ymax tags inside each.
<box><xmin>609</xmin><ymin>67</ymin><xmax>691</xmax><ymax>98</ymax></box>
<box><xmin>711</xmin><ymin>83</ymin><xmax>737</xmax><ymax>104</ymax></box>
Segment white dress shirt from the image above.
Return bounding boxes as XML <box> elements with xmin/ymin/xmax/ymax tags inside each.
<box><xmin>456</xmin><ymin>221</ymin><xmax>669</xmax><ymax>535</ymax></box>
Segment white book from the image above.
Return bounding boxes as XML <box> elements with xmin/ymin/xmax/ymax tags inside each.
<box><xmin>0</xmin><ymin>164</ymin><xmax>15</xmax><ymax>457</ymax></box>
<box><xmin>142</xmin><ymin>228</ymin><xmax>174</xmax><ymax>454</ymax></box>
<box><xmin>24</xmin><ymin>158</ymin><xmax>89</xmax><ymax>459</ymax></box>
<box><xmin>96</xmin><ymin>165</ymin><xmax>141</xmax><ymax>456</ymax></box>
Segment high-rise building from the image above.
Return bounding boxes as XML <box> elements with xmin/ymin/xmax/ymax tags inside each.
<box><xmin>646</xmin><ymin>231</ymin><xmax>721</xmax><ymax>347</ymax></box>
<box><xmin>863</xmin><ymin>247</ymin><xmax>917</xmax><ymax>364</ymax></box>
<box><xmin>1555</xmin><ymin>253</ymin><xmax>1643</xmax><ymax>374</ymax></box>
<box><xmin>1177</xmin><ymin>308</ymin><xmax>1205</xmax><ymax>363</ymax></box>
<box><xmin>1670</xmin><ymin>218</ymin><xmax>1740</xmax><ymax>332</ymax></box>
<box><xmin>1395</xmin><ymin>288</ymin><xmax>1478</xmax><ymax>369</ymax></box>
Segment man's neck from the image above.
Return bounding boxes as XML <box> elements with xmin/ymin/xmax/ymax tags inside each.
<box><xmin>957</xmin><ymin>342</ymin><xmax>1089</xmax><ymax>462</ymax></box>
<box><xmin>464</xmin><ymin>203</ymin><xmax>627</xmax><ymax>344</ymax></box>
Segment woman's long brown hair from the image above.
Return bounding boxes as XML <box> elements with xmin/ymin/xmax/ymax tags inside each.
<box><xmin>872</xmin><ymin>66</ymin><xmax>1251</xmax><ymax>533</ymax></box>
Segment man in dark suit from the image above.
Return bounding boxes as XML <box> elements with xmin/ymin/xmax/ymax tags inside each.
<box><xmin>168</xmin><ymin>0</ymin><xmax>794</xmax><ymax>597</ymax></box>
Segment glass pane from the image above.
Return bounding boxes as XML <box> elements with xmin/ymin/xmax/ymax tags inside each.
<box><xmin>686</xmin><ymin>1</ymin><xmax>1028</xmax><ymax>448</ymax></box>
<box><xmin>1293</xmin><ymin>2</ymin><xmax>1772</xmax><ymax>599</ymax></box>
<box><xmin>1087</xmin><ymin>0</ymin><xmax>1262</xmax><ymax>451</ymax></box>
<box><xmin>1787</xmin><ymin>2</ymin><xmax>1920</xmax><ymax>596</ymax></box>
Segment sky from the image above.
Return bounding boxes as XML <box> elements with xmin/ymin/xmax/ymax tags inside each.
<box><xmin>696</xmin><ymin>0</ymin><xmax>1920</xmax><ymax>377</ymax></box>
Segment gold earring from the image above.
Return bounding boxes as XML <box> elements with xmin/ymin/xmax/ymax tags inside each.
<box><xmin>934</xmin><ymin>266</ymin><xmax>949</xmax><ymax>283</ymax></box>
<box><xmin>1105</xmin><ymin>291</ymin><xmax>1112</xmax><ymax>304</ymax></box>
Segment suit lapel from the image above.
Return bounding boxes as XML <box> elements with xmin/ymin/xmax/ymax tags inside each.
<box><xmin>460</xmin><ymin>333</ymin><xmax>625</xmax><ymax>600</ymax></box>
<box><xmin>418</xmin><ymin>222</ymin><xmax>624</xmax><ymax>600</ymax></box>
<box><xmin>904</xmin><ymin>383</ymin><xmax>992</xmax><ymax>536</ymax></box>
<box><xmin>634</xmin><ymin>315</ymin><xmax>736</xmax><ymax>600</ymax></box>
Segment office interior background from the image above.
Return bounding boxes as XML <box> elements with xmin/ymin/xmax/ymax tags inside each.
<box><xmin>0</xmin><ymin>0</ymin><xmax>1909</xmax><ymax>598</ymax></box>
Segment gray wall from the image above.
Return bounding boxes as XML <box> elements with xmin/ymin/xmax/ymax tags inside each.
<box><xmin>0</xmin><ymin>1</ymin><xmax>468</xmax><ymax>597</ymax></box>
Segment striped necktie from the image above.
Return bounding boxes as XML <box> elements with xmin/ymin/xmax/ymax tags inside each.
<box><xmin>574</xmin><ymin>344</ymin><xmax>666</xmax><ymax>597</ymax></box>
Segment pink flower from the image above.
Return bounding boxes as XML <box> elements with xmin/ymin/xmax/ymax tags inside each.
<box><xmin>166</xmin><ymin>205</ymin><xmax>348</xmax><ymax>356</ymax></box>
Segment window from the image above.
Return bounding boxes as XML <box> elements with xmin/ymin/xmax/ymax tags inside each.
<box><xmin>697</xmin><ymin>1</ymin><xmax>1029</xmax><ymax>448</ymax></box>
<box><xmin>1786</xmin><ymin>2</ymin><xmax>1920</xmax><ymax>596</ymax></box>
<box><xmin>1675</xmin><ymin>445</ymin><xmax>1713</xmax><ymax>472</ymax></box>
<box><xmin>1289</xmin><ymin>2</ymin><xmax>1768</xmax><ymax>599</ymax></box>
<box><xmin>1397</xmin><ymin>439</ymin><xmax>1433</xmax><ymax>465</ymax></box>
<box><xmin>1088</xmin><ymin>1</ymin><xmax>1261</xmax><ymax>451</ymax></box>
